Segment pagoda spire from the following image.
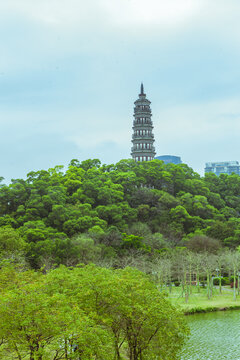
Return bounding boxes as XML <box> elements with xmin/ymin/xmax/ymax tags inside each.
<box><xmin>139</xmin><ymin>83</ymin><xmax>146</xmax><ymax>96</ymax></box>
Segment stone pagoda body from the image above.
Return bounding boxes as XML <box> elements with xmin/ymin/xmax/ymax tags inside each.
<box><xmin>131</xmin><ymin>84</ymin><xmax>156</xmax><ymax>161</ymax></box>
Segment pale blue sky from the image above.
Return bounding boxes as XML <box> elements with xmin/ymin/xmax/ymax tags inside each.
<box><xmin>1</xmin><ymin>0</ymin><xmax>240</xmax><ymax>182</ymax></box>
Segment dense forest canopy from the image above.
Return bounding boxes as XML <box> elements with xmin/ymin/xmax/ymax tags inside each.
<box><xmin>1</xmin><ymin>158</ymin><xmax>240</xmax><ymax>268</ymax></box>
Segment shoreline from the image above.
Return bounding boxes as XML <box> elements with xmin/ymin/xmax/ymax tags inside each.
<box><xmin>169</xmin><ymin>288</ymin><xmax>240</xmax><ymax>315</ymax></box>
<box><xmin>183</xmin><ymin>304</ymin><xmax>240</xmax><ymax>315</ymax></box>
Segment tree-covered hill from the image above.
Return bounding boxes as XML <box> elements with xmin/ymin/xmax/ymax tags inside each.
<box><xmin>1</xmin><ymin>158</ymin><xmax>240</xmax><ymax>268</ymax></box>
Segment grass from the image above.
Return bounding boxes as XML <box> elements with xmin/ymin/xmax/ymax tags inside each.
<box><xmin>167</xmin><ymin>286</ymin><xmax>240</xmax><ymax>314</ymax></box>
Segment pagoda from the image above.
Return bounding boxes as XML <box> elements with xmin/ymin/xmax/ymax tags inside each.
<box><xmin>131</xmin><ymin>84</ymin><xmax>156</xmax><ymax>161</ymax></box>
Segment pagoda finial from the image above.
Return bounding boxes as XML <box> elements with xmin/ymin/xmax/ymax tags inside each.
<box><xmin>140</xmin><ymin>83</ymin><xmax>144</xmax><ymax>95</ymax></box>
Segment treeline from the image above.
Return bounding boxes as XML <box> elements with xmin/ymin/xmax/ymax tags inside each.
<box><xmin>149</xmin><ymin>247</ymin><xmax>240</xmax><ymax>302</ymax></box>
<box><xmin>1</xmin><ymin>158</ymin><xmax>240</xmax><ymax>268</ymax></box>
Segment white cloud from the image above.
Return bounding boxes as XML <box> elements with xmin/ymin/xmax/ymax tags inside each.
<box><xmin>0</xmin><ymin>0</ymin><xmax>203</xmax><ymax>32</ymax></box>
<box><xmin>1</xmin><ymin>0</ymin><xmax>240</xmax><ymax>76</ymax></box>
<box><xmin>103</xmin><ymin>0</ymin><xmax>202</xmax><ymax>27</ymax></box>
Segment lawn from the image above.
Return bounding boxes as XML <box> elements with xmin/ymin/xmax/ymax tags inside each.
<box><xmin>167</xmin><ymin>286</ymin><xmax>240</xmax><ymax>313</ymax></box>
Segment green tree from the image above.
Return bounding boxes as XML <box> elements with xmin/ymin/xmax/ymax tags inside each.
<box><xmin>112</xmin><ymin>267</ymin><xmax>188</xmax><ymax>359</ymax></box>
<box><xmin>47</xmin><ymin>265</ymin><xmax>189</xmax><ymax>360</ymax></box>
<box><xmin>0</xmin><ymin>226</ymin><xmax>25</xmax><ymax>254</ymax></box>
<box><xmin>0</xmin><ymin>267</ymin><xmax>112</xmax><ymax>360</ymax></box>
<box><xmin>185</xmin><ymin>235</ymin><xmax>221</xmax><ymax>253</ymax></box>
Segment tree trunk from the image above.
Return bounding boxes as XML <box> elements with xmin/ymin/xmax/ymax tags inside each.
<box><xmin>196</xmin><ymin>268</ymin><xmax>200</xmax><ymax>293</ymax></box>
<box><xmin>13</xmin><ymin>342</ymin><xmax>22</xmax><ymax>360</ymax></box>
<box><xmin>233</xmin><ymin>269</ymin><xmax>236</xmax><ymax>301</ymax></box>
<box><xmin>238</xmin><ymin>274</ymin><xmax>240</xmax><ymax>296</ymax></box>
<box><xmin>114</xmin><ymin>339</ymin><xmax>121</xmax><ymax>360</ymax></box>
<box><xmin>29</xmin><ymin>346</ymin><xmax>34</xmax><ymax>360</ymax></box>
<box><xmin>189</xmin><ymin>263</ymin><xmax>192</xmax><ymax>295</ymax></box>
<box><xmin>184</xmin><ymin>272</ymin><xmax>189</xmax><ymax>303</ymax></box>
<box><xmin>219</xmin><ymin>273</ymin><xmax>222</xmax><ymax>294</ymax></box>
<box><xmin>207</xmin><ymin>272</ymin><xmax>210</xmax><ymax>300</ymax></box>
<box><xmin>64</xmin><ymin>339</ymin><xmax>69</xmax><ymax>359</ymax></box>
<box><xmin>133</xmin><ymin>344</ymin><xmax>138</xmax><ymax>360</ymax></box>
<box><xmin>181</xmin><ymin>280</ymin><xmax>185</xmax><ymax>298</ymax></box>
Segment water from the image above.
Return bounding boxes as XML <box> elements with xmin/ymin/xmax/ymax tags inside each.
<box><xmin>181</xmin><ymin>310</ymin><xmax>240</xmax><ymax>360</ymax></box>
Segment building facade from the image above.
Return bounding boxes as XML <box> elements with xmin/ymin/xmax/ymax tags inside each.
<box><xmin>131</xmin><ymin>84</ymin><xmax>156</xmax><ymax>161</ymax></box>
<box><xmin>205</xmin><ymin>161</ymin><xmax>240</xmax><ymax>176</ymax></box>
<box><xmin>155</xmin><ymin>155</ymin><xmax>182</xmax><ymax>165</ymax></box>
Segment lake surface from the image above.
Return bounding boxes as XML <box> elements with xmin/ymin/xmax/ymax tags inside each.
<box><xmin>181</xmin><ymin>310</ymin><xmax>240</xmax><ymax>360</ymax></box>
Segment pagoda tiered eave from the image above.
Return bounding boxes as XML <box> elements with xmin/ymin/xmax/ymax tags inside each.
<box><xmin>131</xmin><ymin>84</ymin><xmax>156</xmax><ymax>162</ymax></box>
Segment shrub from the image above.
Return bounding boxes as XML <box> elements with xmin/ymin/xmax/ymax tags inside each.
<box><xmin>222</xmin><ymin>277</ymin><xmax>230</xmax><ymax>285</ymax></box>
<box><xmin>213</xmin><ymin>277</ymin><xmax>228</xmax><ymax>286</ymax></box>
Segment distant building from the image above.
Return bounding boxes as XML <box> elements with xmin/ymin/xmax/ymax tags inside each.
<box><xmin>205</xmin><ymin>161</ymin><xmax>240</xmax><ymax>176</ymax></box>
<box><xmin>155</xmin><ymin>155</ymin><xmax>182</xmax><ymax>165</ymax></box>
<box><xmin>131</xmin><ymin>84</ymin><xmax>156</xmax><ymax>161</ymax></box>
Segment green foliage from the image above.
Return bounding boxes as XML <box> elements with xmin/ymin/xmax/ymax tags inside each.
<box><xmin>0</xmin><ymin>264</ymin><xmax>188</xmax><ymax>360</ymax></box>
<box><xmin>0</xmin><ymin>226</ymin><xmax>25</xmax><ymax>253</ymax></box>
<box><xmin>2</xmin><ymin>158</ymin><xmax>240</xmax><ymax>267</ymax></box>
<box><xmin>185</xmin><ymin>235</ymin><xmax>221</xmax><ymax>253</ymax></box>
<box><xmin>121</xmin><ymin>233</ymin><xmax>146</xmax><ymax>250</ymax></box>
<box><xmin>213</xmin><ymin>277</ymin><xmax>228</xmax><ymax>286</ymax></box>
